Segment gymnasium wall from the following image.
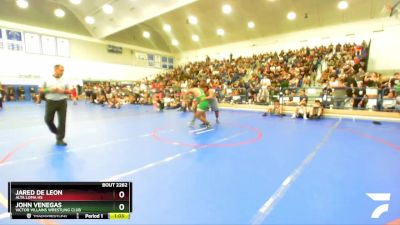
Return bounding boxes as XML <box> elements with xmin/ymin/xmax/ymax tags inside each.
<box><xmin>368</xmin><ymin>23</ymin><xmax>400</xmax><ymax>75</ymax></box>
<box><xmin>0</xmin><ymin>51</ymin><xmax>164</xmax><ymax>85</ymax></box>
<box><xmin>0</xmin><ymin>20</ymin><xmax>170</xmax><ymax>84</ymax></box>
<box><xmin>177</xmin><ymin>17</ymin><xmax>400</xmax><ymax>76</ymax></box>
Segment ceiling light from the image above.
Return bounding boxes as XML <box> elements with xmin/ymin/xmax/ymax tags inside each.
<box><xmin>287</xmin><ymin>12</ymin><xmax>296</xmax><ymax>20</ymax></box>
<box><xmin>85</xmin><ymin>16</ymin><xmax>95</xmax><ymax>24</ymax></box>
<box><xmin>338</xmin><ymin>1</ymin><xmax>349</xmax><ymax>10</ymax></box>
<box><xmin>16</xmin><ymin>0</ymin><xmax>29</xmax><ymax>9</ymax></box>
<box><xmin>69</xmin><ymin>0</ymin><xmax>81</xmax><ymax>5</ymax></box>
<box><xmin>192</xmin><ymin>34</ymin><xmax>199</xmax><ymax>42</ymax></box>
<box><xmin>172</xmin><ymin>39</ymin><xmax>179</xmax><ymax>46</ymax></box>
<box><xmin>222</xmin><ymin>4</ymin><xmax>232</xmax><ymax>14</ymax></box>
<box><xmin>248</xmin><ymin>21</ymin><xmax>255</xmax><ymax>29</ymax></box>
<box><xmin>102</xmin><ymin>4</ymin><xmax>113</xmax><ymax>14</ymax></box>
<box><xmin>54</xmin><ymin>8</ymin><xmax>65</xmax><ymax>18</ymax></box>
<box><xmin>163</xmin><ymin>24</ymin><xmax>171</xmax><ymax>32</ymax></box>
<box><xmin>188</xmin><ymin>16</ymin><xmax>198</xmax><ymax>25</ymax></box>
<box><xmin>217</xmin><ymin>28</ymin><xmax>225</xmax><ymax>36</ymax></box>
<box><xmin>143</xmin><ymin>31</ymin><xmax>150</xmax><ymax>38</ymax></box>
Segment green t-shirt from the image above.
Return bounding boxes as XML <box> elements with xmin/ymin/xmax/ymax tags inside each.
<box><xmin>395</xmin><ymin>83</ymin><xmax>400</xmax><ymax>94</ymax></box>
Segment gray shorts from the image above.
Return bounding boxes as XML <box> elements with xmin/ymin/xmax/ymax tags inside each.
<box><xmin>209</xmin><ymin>98</ymin><xmax>219</xmax><ymax>111</ymax></box>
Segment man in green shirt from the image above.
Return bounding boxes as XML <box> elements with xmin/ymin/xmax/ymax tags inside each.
<box><xmin>184</xmin><ymin>84</ymin><xmax>211</xmax><ymax>128</ymax></box>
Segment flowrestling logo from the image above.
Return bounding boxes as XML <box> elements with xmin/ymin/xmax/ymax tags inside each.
<box><xmin>366</xmin><ymin>193</ymin><xmax>391</xmax><ymax>219</ymax></box>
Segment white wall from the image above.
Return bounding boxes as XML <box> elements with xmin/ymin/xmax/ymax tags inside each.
<box><xmin>177</xmin><ymin>17</ymin><xmax>400</xmax><ymax>74</ymax></box>
<box><xmin>0</xmin><ymin>51</ymin><xmax>164</xmax><ymax>85</ymax></box>
<box><xmin>368</xmin><ymin>23</ymin><xmax>400</xmax><ymax>73</ymax></box>
<box><xmin>0</xmin><ymin>20</ymin><xmax>170</xmax><ymax>84</ymax></box>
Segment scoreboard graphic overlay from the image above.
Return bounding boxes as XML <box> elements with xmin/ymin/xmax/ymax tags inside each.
<box><xmin>8</xmin><ymin>182</ymin><xmax>132</xmax><ymax>220</ymax></box>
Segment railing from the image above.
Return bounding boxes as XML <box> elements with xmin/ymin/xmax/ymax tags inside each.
<box><xmin>5</xmin><ymin>82</ymin><xmax>396</xmax><ymax>113</ymax></box>
<box><xmin>214</xmin><ymin>87</ymin><xmax>399</xmax><ymax>112</ymax></box>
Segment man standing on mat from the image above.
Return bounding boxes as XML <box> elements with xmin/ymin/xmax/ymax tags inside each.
<box><xmin>203</xmin><ymin>83</ymin><xmax>220</xmax><ymax>123</ymax></box>
<box><xmin>40</xmin><ymin>64</ymin><xmax>70</xmax><ymax>146</ymax></box>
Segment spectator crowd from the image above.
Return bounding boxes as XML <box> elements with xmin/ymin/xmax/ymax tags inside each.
<box><xmin>1</xmin><ymin>41</ymin><xmax>399</xmax><ymax>113</ymax></box>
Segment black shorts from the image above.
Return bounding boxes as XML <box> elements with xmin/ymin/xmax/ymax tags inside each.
<box><xmin>40</xmin><ymin>93</ymin><xmax>46</xmax><ymax>101</ymax></box>
<box><xmin>297</xmin><ymin>113</ymin><xmax>310</xmax><ymax>118</ymax></box>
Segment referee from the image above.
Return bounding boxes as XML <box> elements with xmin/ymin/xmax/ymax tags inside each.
<box><xmin>40</xmin><ymin>64</ymin><xmax>70</xmax><ymax>146</ymax></box>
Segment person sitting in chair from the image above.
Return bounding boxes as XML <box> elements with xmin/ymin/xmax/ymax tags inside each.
<box><xmin>292</xmin><ymin>89</ymin><xmax>308</xmax><ymax>119</ymax></box>
<box><xmin>262</xmin><ymin>99</ymin><xmax>284</xmax><ymax>117</ymax></box>
<box><xmin>309</xmin><ymin>99</ymin><xmax>323</xmax><ymax>119</ymax></box>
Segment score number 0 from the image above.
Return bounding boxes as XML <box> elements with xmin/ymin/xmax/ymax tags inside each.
<box><xmin>118</xmin><ymin>191</ymin><xmax>125</xmax><ymax>211</ymax></box>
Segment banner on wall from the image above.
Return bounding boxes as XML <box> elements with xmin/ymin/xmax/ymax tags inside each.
<box><xmin>6</xmin><ymin>30</ymin><xmax>22</xmax><ymax>41</ymax></box>
<box><xmin>162</xmin><ymin>56</ymin><xmax>168</xmax><ymax>69</ymax></box>
<box><xmin>0</xmin><ymin>27</ymin><xmax>72</xmax><ymax>56</ymax></box>
<box><xmin>135</xmin><ymin>52</ymin><xmax>147</xmax><ymax>60</ymax></box>
<box><xmin>154</xmin><ymin>55</ymin><xmax>161</xmax><ymax>68</ymax></box>
<box><xmin>0</xmin><ymin>28</ymin><xmax>3</xmax><ymax>50</ymax></box>
<box><xmin>6</xmin><ymin>29</ymin><xmax>24</xmax><ymax>52</ymax></box>
<box><xmin>57</xmin><ymin>38</ymin><xmax>70</xmax><ymax>57</ymax></box>
<box><xmin>41</xmin><ymin>35</ymin><xmax>56</xmax><ymax>56</ymax></box>
<box><xmin>148</xmin><ymin>54</ymin><xmax>154</xmax><ymax>66</ymax></box>
<box><xmin>168</xmin><ymin>57</ymin><xmax>174</xmax><ymax>69</ymax></box>
<box><xmin>25</xmin><ymin>32</ymin><xmax>41</xmax><ymax>54</ymax></box>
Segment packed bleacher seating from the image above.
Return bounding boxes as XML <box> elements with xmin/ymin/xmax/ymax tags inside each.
<box><xmin>1</xmin><ymin>41</ymin><xmax>399</xmax><ymax>113</ymax></box>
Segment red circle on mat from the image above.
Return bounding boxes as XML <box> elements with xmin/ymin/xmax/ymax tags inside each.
<box><xmin>151</xmin><ymin>123</ymin><xmax>263</xmax><ymax>148</ymax></box>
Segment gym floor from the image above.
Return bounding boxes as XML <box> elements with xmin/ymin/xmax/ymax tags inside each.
<box><xmin>0</xmin><ymin>101</ymin><xmax>399</xmax><ymax>225</ymax></box>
